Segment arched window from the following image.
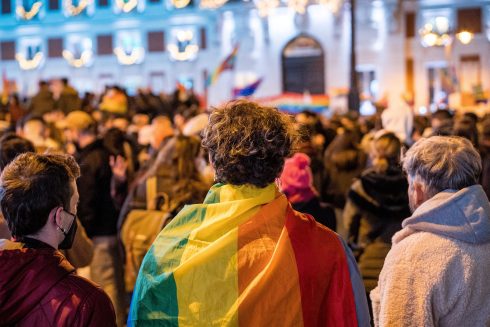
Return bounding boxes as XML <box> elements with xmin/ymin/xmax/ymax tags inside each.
<box><xmin>281</xmin><ymin>34</ymin><xmax>325</xmax><ymax>94</ymax></box>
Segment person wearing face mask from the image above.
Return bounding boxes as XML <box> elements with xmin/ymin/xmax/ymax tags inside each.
<box><xmin>0</xmin><ymin>132</ymin><xmax>94</xmax><ymax>268</ymax></box>
<box><xmin>0</xmin><ymin>153</ymin><xmax>116</xmax><ymax>326</ymax></box>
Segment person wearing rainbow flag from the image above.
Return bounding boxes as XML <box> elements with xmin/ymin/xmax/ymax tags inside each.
<box><xmin>128</xmin><ymin>100</ymin><xmax>370</xmax><ymax>326</ymax></box>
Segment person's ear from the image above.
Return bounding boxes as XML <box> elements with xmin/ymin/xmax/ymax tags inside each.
<box><xmin>413</xmin><ymin>181</ymin><xmax>427</xmax><ymax>208</ymax></box>
<box><xmin>53</xmin><ymin>207</ymin><xmax>64</xmax><ymax>226</ymax></box>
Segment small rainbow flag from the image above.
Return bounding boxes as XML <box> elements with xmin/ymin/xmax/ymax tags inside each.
<box><xmin>207</xmin><ymin>45</ymin><xmax>239</xmax><ymax>87</ymax></box>
<box><xmin>128</xmin><ymin>183</ymin><xmax>367</xmax><ymax>326</ymax></box>
<box><xmin>233</xmin><ymin>78</ymin><xmax>263</xmax><ymax>98</ymax></box>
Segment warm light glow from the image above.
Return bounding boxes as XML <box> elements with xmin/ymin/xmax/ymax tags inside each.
<box><xmin>171</xmin><ymin>0</ymin><xmax>191</xmax><ymax>9</ymax></box>
<box><xmin>15</xmin><ymin>52</ymin><xmax>44</xmax><ymax>70</ymax></box>
<box><xmin>64</xmin><ymin>0</ymin><xmax>91</xmax><ymax>16</ymax></box>
<box><xmin>254</xmin><ymin>0</ymin><xmax>279</xmax><ymax>17</ymax></box>
<box><xmin>288</xmin><ymin>0</ymin><xmax>307</xmax><ymax>14</ymax></box>
<box><xmin>434</xmin><ymin>16</ymin><xmax>449</xmax><ymax>34</ymax></box>
<box><xmin>168</xmin><ymin>30</ymin><xmax>199</xmax><ymax>61</ymax></box>
<box><xmin>317</xmin><ymin>0</ymin><xmax>342</xmax><ymax>13</ymax></box>
<box><xmin>62</xmin><ymin>49</ymin><xmax>93</xmax><ymax>68</ymax></box>
<box><xmin>115</xmin><ymin>0</ymin><xmax>138</xmax><ymax>12</ymax></box>
<box><xmin>421</xmin><ymin>31</ymin><xmax>438</xmax><ymax>47</ymax></box>
<box><xmin>113</xmin><ymin>47</ymin><xmax>145</xmax><ymax>65</ymax></box>
<box><xmin>456</xmin><ymin>30</ymin><xmax>474</xmax><ymax>45</ymax></box>
<box><xmin>419</xmin><ymin>20</ymin><xmax>453</xmax><ymax>47</ymax></box>
<box><xmin>200</xmin><ymin>0</ymin><xmax>228</xmax><ymax>9</ymax></box>
<box><xmin>168</xmin><ymin>44</ymin><xmax>199</xmax><ymax>61</ymax></box>
<box><xmin>16</xmin><ymin>1</ymin><xmax>42</xmax><ymax>20</ymax></box>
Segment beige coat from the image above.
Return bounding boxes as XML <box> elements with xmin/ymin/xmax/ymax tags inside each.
<box><xmin>371</xmin><ymin>186</ymin><xmax>490</xmax><ymax>326</ymax></box>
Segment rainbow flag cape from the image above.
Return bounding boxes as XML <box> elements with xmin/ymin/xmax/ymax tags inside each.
<box><xmin>128</xmin><ymin>183</ymin><xmax>368</xmax><ymax>326</ymax></box>
<box><xmin>207</xmin><ymin>45</ymin><xmax>239</xmax><ymax>87</ymax></box>
<box><xmin>233</xmin><ymin>78</ymin><xmax>263</xmax><ymax>98</ymax></box>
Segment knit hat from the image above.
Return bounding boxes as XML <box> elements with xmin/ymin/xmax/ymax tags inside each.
<box><xmin>280</xmin><ymin>153</ymin><xmax>317</xmax><ymax>203</ymax></box>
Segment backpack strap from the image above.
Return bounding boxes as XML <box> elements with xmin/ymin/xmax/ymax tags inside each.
<box><xmin>146</xmin><ymin>176</ymin><xmax>157</xmax><ymax>210</ymax></box>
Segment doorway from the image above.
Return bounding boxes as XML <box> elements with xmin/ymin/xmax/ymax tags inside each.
<box><xmin>282</xmin><ymin>34</ymin><xmax>325</xmax><ymax>94</ymax></box>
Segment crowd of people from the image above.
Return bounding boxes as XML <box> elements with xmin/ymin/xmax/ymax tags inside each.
<box><xmin>0</xmin><ymin>78</ymin><xmax>489</xmax><ymax>326</ymax></box>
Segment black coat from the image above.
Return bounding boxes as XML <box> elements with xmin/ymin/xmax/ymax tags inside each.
<box><xmin>347</xmin><ymin>167</ymin><xmax>410</xmax><ymax>244</ymax></box>
<box><xmin>76</xmin><ymin>139</ymin><xmax>118</xmax><ymax>238</ymax></box>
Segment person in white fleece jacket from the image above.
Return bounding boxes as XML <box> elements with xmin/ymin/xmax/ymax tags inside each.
<box><xmin>371</xmin><ymin>135</ymin><xmax>490</xmax><ymax>327</ymax></box>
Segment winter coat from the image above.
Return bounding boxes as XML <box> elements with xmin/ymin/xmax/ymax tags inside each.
<box><xmin>76</xmin><ymin>139</ymin><xmax>118</xmax><ymax>238</ymax></box>
<box><xmin>0</xmin><ymin>239</ymin><xmax>116</xmax><ymax>326</ymax></box>
<box><xmin>56</xmin><ymin>86</ymin><xmax>81</xmax><ymax>114</ymax></box>
<box><xmin>344</xmin><ymin>167</ymin><xmax>410</xmax><ymax>292</ymax></box>
<box><xmin>479</xmin><ymin>142</ymin><xmax>490</xmax><ymax>200</ymax></box>
<box><xmin>29</xmin><ymin>88</ymin><xmax>55</xmax><ymax>116</ymax></box>
<box><xmin>322</xmin><ymin>149</ymin><xmax>365</xmax><ymax>209</ymax></box>
<box><xmin>371</xmin><ymin>185</ymin><xmax>490</xmax><ymax>326</ymax></box>
<box><xmin>345</xmin><ymin>167</ymin><xmax>410</xmax><ymax>246</ymax></box>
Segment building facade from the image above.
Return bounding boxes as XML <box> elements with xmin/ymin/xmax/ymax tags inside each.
<box><xmin>0</xmin><ymin>0</ymin><xmax>489</xmax><ymax>111</ymax></box>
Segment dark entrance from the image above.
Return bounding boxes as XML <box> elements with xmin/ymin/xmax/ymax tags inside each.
<box><xmin>282</xmin><ymin>35</ymin><xmax>325</xmax><ymax>94</ymax></box>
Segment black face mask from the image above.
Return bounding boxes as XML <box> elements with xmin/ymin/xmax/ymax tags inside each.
<box><xmin>57</xmin><ymin>211</ymin><xmax>78</xmax><ymax>250</ymax></box>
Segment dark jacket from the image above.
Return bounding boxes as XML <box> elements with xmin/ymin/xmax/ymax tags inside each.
<box><xmin>56</xmin><ymin>86</ymin><xmax>81</xmax><ymax>114</ymax></box>
<box><xmin>480</xmin><ymin>142</ymin><xmax>490</xmax><ymax>200</ymax></box>
<box><xmin>29</xmin><ymin>88</ymin><xmax>55</xmax><ymax>116</ymax></box>
<box><xmin>0</xmin><ymin>239</ymin><xmax>116</xmax><ymax>326</ymax></box>
<box><xmin>343</xmin><ymin>166</ymin><xmax>410</xmax><ymax>292</ymax></box>
<box><xmin>76</xmin><ymin>139</ymin><xmax>118</xmax><ymax>238</ymax></box>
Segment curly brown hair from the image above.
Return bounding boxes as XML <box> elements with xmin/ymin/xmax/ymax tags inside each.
<box><xmin>202</xmin><ymin>100</ymin><xmax>297</xmax><ymax>188</ymax></box>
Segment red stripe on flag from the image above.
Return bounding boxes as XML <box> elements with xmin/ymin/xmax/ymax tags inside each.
<box><xmin>285</xmin><ymin>206</ymin><xmax>359</xmax><ymax>326</ymax></box>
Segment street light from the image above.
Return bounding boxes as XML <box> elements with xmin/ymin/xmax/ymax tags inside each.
<box><xmin>419</xmin><ymin>16</ymin><xmax>474</xmax><ymax>47</ymax></box>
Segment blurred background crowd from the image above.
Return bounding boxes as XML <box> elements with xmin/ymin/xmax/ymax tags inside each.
<box><xmin>0</xmin><ymin>78</ymin><xmax>489</xmax><ymax>325</ymax></box>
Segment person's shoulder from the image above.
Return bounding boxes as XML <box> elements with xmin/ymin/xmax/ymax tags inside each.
<box><xmin>56</xmin><ymin>274</ymin><xmax>114</xmax><ymax>309</ymax></box>
<box><xmin>386</xmin><ymin>230</ymin><xmax>463</xmax><ymax>274</ymax></box>
<box><xmin>288</xmin><ymin>207</ymin><xmax>342</xmax><ymax>248</ymax></box>
<box><xmin>39</xmin><ymin>273</ymin><xmax>115</xmax><ymax>326</ymax></box>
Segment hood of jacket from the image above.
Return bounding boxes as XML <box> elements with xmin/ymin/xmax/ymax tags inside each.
<box><xmin>0</xmin><ymin>240</ymin><xmax>75</xmax><ymax>324</ymax></box>
<box><xmin>401</xmin><ymin>185</ymin><xmax>490</xmax><ymax>244</ymax></box>
<box><xmin>360</xmin><ymin>167</ymin><xmax>409</xmax><ymax>210</ymax></box>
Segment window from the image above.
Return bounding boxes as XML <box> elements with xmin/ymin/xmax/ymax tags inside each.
<box><xmin>97</xmin><ymin>34</ymin><xmax>113</xmax><ymax>55</ymax></box>
<box><xmin>405</xmin><ymin>12</ymin><xmax>415</xmax><ymax>38</ymax></box>
<box><xmin>48</xmin><ymin>0</ymin><xmax>59</xmax><ymax>10</ymax></box>
<box><xmin>427</xmin><ymin>64</ymin><xmax>453</xmax><ymax>110</ymax></box>
<box><xmin>1</xmin><ymin>0</ymin><xmax>12</xmax><ymax>14</ymax></box>
<box><xmin>147</xmin><ymin>31</ymin><xmax>165</xmax><ymax>52</ymax></box>
<box><xmin>48</xmin><ymin>38</ymin><xmax>63</xmax><ymax>57</ymax></box>
<box><xmin>0</xmin><ymin>41</ymin><xmax>15</xmax><ymax>61</ymax></box>
<box><xmin>457</xmin><ymin>7</ymin><xmax>482</xmax><ymax>33</ymax></box>
<box><xmin>98</xmin><ymin>0</ymin><xmax>109</xmax><ymax>8</ymax></box>
<box><xmin>200</xmin><ymin>27</ymin><xmax>207</xmax><ymax>50</ymax></box>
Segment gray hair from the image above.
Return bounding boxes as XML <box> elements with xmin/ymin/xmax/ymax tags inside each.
<box><xmin>402</xmin><ymin>136</ymin><xmax>481</xmax><ymax>196</ymax></box>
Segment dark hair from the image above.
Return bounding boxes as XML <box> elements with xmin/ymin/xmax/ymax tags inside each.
<box><xmin>0</xmin><ymin>153</ymin><xmax>80</xmax><ymax>237</ymax></box>
<box><xmin>432</xmin><ymin>109</ymin><xmax>453</xmax><ymax>121</ymax></box>
<box><xmin>103</xmin><ymin>127</ymin><xmax>127</xmax><ymax>157</ymax></box>
<box><xmin>324</xmin><ymin>130</ymin><xmax>363</xmax><ymax>171</ymax></box>
<box><xmin>454</xmin><ymin>118</ymin><xmax>479</xmax><ymax>147</ymax></box>
<box><xmin>370</xmin><ymin>132</ymin><xmax>402</xmax><ymax>173</ymax></box>
<box><xmin>0</xmin><ymin>133</ymin><xmax>35</xmax><ymax>170</ymax></box>
<box><xmin>202</xmin><ymin>100</ymin><xmax>297</xmax><ymax>188</ymax></box>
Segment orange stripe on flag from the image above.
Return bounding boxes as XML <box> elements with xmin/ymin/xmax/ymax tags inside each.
<box><xmin>237</xmin><ymin>196</ymin><xmax>304</xmax><ymax>326</ymax></box>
